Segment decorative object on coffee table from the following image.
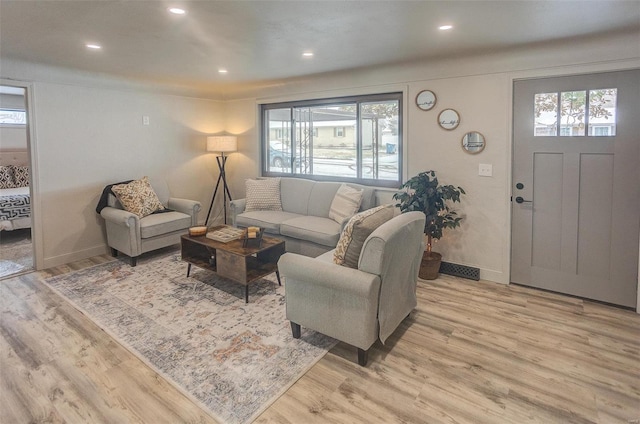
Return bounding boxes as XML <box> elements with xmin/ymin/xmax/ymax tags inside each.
<box><xmin>242</xmin><ymin>226</ymin><xmax>263</xmax><ymax>248</ymax></box>
<box><xmin>393</xmin><ymin>170</ymin><xmax>465</xmax><ymax>280</ymax></box>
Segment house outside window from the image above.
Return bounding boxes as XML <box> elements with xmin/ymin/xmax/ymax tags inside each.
<box><xmin>261</xmin><ymin>92</ymin><xmax>402</xmax><ymax>187</ymax></box>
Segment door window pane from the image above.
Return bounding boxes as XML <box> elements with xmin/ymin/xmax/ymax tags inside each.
<box><xmin>588</xmin><ymin>88</ymin><xmax>616</xmax><ymax>136</ymax></box>
<box><xmin>560</xmin><ymin>91</ymin><xmax>586</xmax><ymax>136</ymax></box>
<box><xmin>534</xmin><ymin>93</ymin><xmax>558</xmax><ymax>136</ymax></box>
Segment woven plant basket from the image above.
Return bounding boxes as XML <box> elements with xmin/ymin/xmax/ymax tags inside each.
<box><xmin>419</xmin><ymin>251</ymin><xmax>442</xmax><ymax>280</ymax></box>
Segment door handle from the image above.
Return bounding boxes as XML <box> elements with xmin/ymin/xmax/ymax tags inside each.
<box><xmin>515</xmin><ymin>196</ymin><xmax>532</xmax><ymax>204</ymax></box>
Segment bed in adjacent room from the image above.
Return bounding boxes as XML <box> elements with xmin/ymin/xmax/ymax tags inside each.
<box><xmin>0</xmin><ymin>149</ymin><xmax>31</xmax><ymax>231</ymax></box>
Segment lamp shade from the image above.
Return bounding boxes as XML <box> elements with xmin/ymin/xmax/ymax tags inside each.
<box><xmin>207</xmin><ymin>135</ymin><xmax>237</xmax><ymax>153</ymax></box>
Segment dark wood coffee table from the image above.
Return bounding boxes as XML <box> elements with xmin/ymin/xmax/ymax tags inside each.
<box><xmin>180</xmin><ymin>226</ymin><xmax>285</xmax><ymax>303</ymax></box>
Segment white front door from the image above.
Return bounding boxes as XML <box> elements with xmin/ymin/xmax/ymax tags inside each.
<box><xmin>511</xmin><ymin>69</ymin><xmax>640</xmax><ymax>308</ymax></box>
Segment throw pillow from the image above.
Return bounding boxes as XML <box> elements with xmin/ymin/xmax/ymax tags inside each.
<box><xmin>245</xmin><ymin>178</ymin><xmax>283</xmax><ymax>212</ymax></box>
<box><xmin>333</xmin><ymin>204</ymin><xmax>395</xmax><ymax>268</ymax></box>
<box><xmin>12</xmin><ymin>165</ymin><xmax>29</xmax><ymax>187</ymax></box>
<box><xmin>111</xmin><ymin>176</ymin><xmax>165</xmax><ymax>218</ymax></box>
<box><xmin>329</xmin><ymin>184</ymin><xmax>364</xmax><ymax>225</ymax></box>
<box><xmin>0</xmin><ymin>165</ymin><xmax>16</xmax><ymax>189</ymax></box>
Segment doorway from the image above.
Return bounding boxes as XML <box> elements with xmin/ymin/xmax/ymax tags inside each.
<box><xmin>0</xmin><ymin>84</ymin><xmax>34</xmax><ymax>278</ymax></box>
<box><xmin>511</xmin><ymin>69</ymin><xmax>640</xmax><ymax>308</ymax></box>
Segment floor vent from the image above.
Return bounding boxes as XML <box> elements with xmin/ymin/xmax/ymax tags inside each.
<box><xmin>439</xmin><ymin>262</ymin><xmax>480</xmax><ymax>281</ymax></box>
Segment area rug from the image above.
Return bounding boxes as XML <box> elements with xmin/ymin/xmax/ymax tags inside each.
<box><xmin>43</xmin><ymin>252</ymin><xmax>337</xmax><ymax>424</ymax></box>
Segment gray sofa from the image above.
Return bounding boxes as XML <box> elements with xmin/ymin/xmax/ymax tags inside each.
<box><xmin>278</xmin><ymin>211</ymin><xmax>426</xmax><ymax>366</ymax></box>
<box><xmin>230</xmin><ymin>177</ymin><xmax>392</xmax><ymax>257</ymax></box>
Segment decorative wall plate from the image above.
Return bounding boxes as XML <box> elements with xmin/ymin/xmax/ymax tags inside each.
<box><xmin>416</xmin><ymin>90</ymin><xmax>437</xmax><ymax>111</ymax></box>
<box><xmin>438</xmin><ymin>109</ymin><xmax>460</xmax><ymax>130</ymax></box>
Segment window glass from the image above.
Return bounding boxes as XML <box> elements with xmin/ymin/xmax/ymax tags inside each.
<box><xmin>534</xmin><ymin>88</ymin><xmax>617</xmax><ymax>138</ymax></box>
<box><xmin>534</xmin><ymin>93</ymin><xmax>558</xmax><ymax>136</ymax></box>
<box><xmin>588</xmin><ymin>88</ymin><xmax>616</xmax><ymax>136</ymax></box>
<box><xmin>560</xmin><ymin>91</ymin><xmax>586</xmax><ymax>136</ymax></box>
<box><xmin>261</xmin><ymin>93</ymin><xmax>402</xmax><ymax>186</ymax></box>
<box><xmin>265</xmin><ymin>108</ymin><xmax>292</xmax><ymax>172</ymax></box>
<box><xmin>0</xmin><ymin>109</ymin><xmax>26</xmax><ymax>125</ymax></box>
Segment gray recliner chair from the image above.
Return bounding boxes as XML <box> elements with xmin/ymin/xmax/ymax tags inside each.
<box><xmin>277</xmin><ymin>211</ymin><xmax>426</xmax><ymax>366</ymax></box>
<box><xmin>100</xmin><ymin>177</ymin><xmax>201</xmax><ymax>266</ymax></box>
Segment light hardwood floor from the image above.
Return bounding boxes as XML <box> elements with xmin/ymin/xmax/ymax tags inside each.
<box><xmin>1</xmin><ymin>254</ymin><xmax>639</xmax><ymax>423</ymax></box>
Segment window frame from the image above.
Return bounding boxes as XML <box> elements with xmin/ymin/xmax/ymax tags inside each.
<box><xmin>260</xmin><ymin>92</ymin><xmax>403</xmax><ymax>188</ymax></box>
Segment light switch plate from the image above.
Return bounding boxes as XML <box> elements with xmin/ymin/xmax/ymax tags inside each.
<box><xmin>479</xmin><ymin>163</ymin><xmax>493</xmax><ymax>177</ymax></box>
<box><xmin>142</xmin><ymin>115</ymin><xmax>150</xmax><ymax>126</ymax></box>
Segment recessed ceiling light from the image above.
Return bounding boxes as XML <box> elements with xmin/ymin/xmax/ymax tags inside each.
<box><xmin>168</xmin><ymin>7</ymin><xmax>186</xmax><ymax>15</ymax></box>
<box><xmin>302</xmin><ymin>52</ymin><xmax>314</xmax><ymax>57</ymax></box>
<box><xmin>86</xmin><ymin>44</ymin><xmax>102</xmax><ymax>50</ymax></box>
<box><xmin>218</xmin><ymin>69</ymin><xmax>228</xmax><ymax>74</ymax></box>
<box><xmin>439</xmin><ymin>25</ymin><xmax>453</xmax><ymax>30</ymax></box>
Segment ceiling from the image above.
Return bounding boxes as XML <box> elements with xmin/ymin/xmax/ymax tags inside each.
<box><xmin>1</xmin><ymin>1</ymin><xmax>639</xmax><ymax>98</ymax></box>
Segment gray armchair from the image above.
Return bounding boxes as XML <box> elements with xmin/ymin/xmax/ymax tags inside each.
<box><xmin>100</xmin><ymin>177</ymin><xmax>201</xmax><ymax>266</ymax></box>
<box><xmin>277</xmin><ymin>211</ymin><xmax>426</xmax><ymax>366</ymax></box>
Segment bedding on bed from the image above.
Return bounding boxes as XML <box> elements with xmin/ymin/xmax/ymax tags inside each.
<box><xmin>0</xmin><ymin>186</ymin><xmax>30</xmax><ymax>225</ymax></box>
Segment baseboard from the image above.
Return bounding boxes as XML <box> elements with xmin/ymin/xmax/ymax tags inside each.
<box><xmin>42</xmin><ymin>244</ymin><xmax>109</xmax><ymax>270</ymax></box>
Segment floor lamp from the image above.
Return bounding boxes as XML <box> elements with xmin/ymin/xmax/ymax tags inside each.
<box><xmin>205</xmin><ymin>135</ymin><xmax>237</xmax><ymax>226</ymax></box>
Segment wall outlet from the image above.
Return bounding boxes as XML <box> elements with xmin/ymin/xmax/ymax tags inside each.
<box><xmin>479</xmin><ymin>163</ymin><xmax>493</xmax><ymax>177</ymax></box>
<box><xmin>142</xmin><ymin>115</ymin><xmax>150</xmax><ymax>126</ymax></box>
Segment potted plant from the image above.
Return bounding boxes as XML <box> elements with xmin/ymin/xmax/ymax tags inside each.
<box><xmin>393</xmin><ymin>170</ymin><xmax>465</xmax><ymax>279</ymax></box>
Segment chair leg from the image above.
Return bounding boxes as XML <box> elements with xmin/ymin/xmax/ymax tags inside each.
<box><xmin>290</xmin><ymin>322</ymin><xmax>301</xmax><ymax>339</ymax></box>
<box><xmin>357</xmin><ymin>348</ymin><xmax>369</xmax><ymax>367</ymax></box>
<box><xmin>130</xmin><ymin>256</ymin><xmax>138</xmax><ymax>267</ymax></box>
<box><xmin>110</xmin><ymin>248</ymin><xmax>118</xmax><ymax>257</ymax></box>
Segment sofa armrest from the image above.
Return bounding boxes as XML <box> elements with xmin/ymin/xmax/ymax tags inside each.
<box><xmin>168</xmin><ymin>197</ymin><xmax>201</xmax><ymax>225</ymax></box>
<box><xmin>100</xmin><ymin>206</ymin><xmax>139</xmax><ymax>227</ymax></box>
<box><xmin>278</xmin><ymin>253</ymin><xmax>380</xmax><ymax>298</ymax></box>
<box><xmin>229</xmin><ymin>198</ymin><xmax>246</xmax><ymax>226</ymax></box>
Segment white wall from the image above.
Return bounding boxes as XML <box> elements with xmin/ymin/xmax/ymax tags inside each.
<box><xmin>2</xmin><ymin>65</ymin><xmax>225</xmax><ymax>268</ymax></box>
<box><xmin>221</xmin><ymin>31</ymin><xmax>640</xmax><ymax>285</ymax></box>
<box><xmin>1</xmin><ymin>31</ymin><xmax>638</xmax><ymax>289</ymax></box>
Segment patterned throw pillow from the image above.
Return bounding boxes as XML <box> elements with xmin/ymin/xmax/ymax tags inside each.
<box><xmin>0</xmin><ymin>165</ymin><xmax>16</xmax><ymax>189</ymax></box>
<box><xmin>333</xmin><ymin>204</ymin><xmax>395</xmax><ymax>268</ymax></box>
<box><xmin>329</xmin><ymin>184</ymin><xmax>364</xmax><ymax>225</ymax></box>
<box><xmin>245</xmin><ymin>178</ymin><xmax>283</xmax><ymax>212</ymax></box>
<box><xmin>12</xmin><ymin>165</ymin><xmax>29</xmax><ymax>187</ymax></box>
<box><xmin>111</xmin><ymin>176</ymin><xmax>165</xmax><ymax>218</ymax></box>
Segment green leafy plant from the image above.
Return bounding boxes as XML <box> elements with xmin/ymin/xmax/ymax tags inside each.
<box><xmin>393</xmin><ymin>170</ymin><xmax>465</xmax><ymax>256</ymax></box>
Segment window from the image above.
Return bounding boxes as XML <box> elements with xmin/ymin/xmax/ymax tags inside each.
<box><xmin>0</xmin><ymin>108</ymin><xmax>27</xmax><ymax>125</ymax></box>
<box><xmin>261</xmin><ymin>93</ymin><xmax>402</xmax><ymax>187</ymax></box>
<box><xmin>534</xmin><ymin>88</ymin><xmax>617</xmax><ymax>137</ymax></box>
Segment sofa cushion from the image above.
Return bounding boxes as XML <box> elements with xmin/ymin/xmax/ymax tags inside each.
<box><xmin>140</xmin><ymin>211</ymin><xmax>191</xmax><ymax>238</ymax></box>
<box><xmin>245</xmin><ymin>178</ymin><xmax>283</xmax><ymax>212</ymax></box>
<box><xmin>111</xmin><ymin>176</ymin><xmax>165</xmax><ymax>218</ymax></box>
<box><xmin>329</xmin><ymin>184</ymin><xmax>363</xmax><ymax>224</ymax></box>
<box><xmin>333</xmin><ymin>204</ymin><xmax>394</xmax><ymax>268</ymax></box>
<box><xmin>236</xmin><ymin>210</ymin><xmax>303</xmax><ymax>234</ymax></box>
<box><xmin>280</xmin><ymin>177</ymin><xmax>314</xmax><ymax>215</ymax></box>
<box><xmin>280</xmin><ymin>216</ymin><xmax>342</xmax><ymax>247</ymax></box>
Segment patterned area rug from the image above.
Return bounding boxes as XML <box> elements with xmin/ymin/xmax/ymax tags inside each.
<box><xmin>43</xmin><ymin>252</ymin><xmax>336</xmax><ymax>424</ymax></box>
